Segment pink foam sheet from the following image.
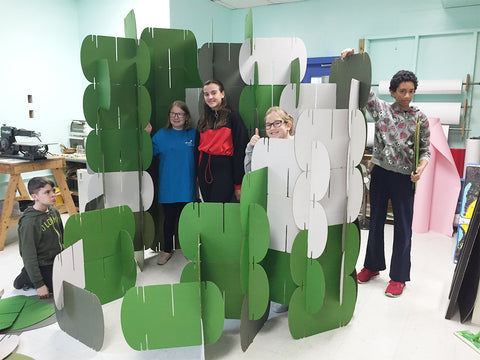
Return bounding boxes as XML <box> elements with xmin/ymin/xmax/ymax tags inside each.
<box><xmin>413</xmin><ymin>118</ymin><xmax>461</xmax><ymax>236</ymax></box>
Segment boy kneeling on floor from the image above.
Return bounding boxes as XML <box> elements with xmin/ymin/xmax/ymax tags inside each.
<box><xmin>13</xmin><ymin>176</ymin><xmax>64</xmax><ymax>299</ymax></box>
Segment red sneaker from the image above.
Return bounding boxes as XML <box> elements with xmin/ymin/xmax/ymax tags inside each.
<box><xmin>385</xmin><ymin>280</ymin><xmax>405</xmax><ymax>297</ymax></box>
<box><xmin>357</xmin><ymin>268</ymin><xmax>379</xmax><ymax>283</ymax></box>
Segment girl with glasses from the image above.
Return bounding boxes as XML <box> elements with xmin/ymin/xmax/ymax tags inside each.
<box><xmin>196</xmin><ymin>79</ymin><xmax>249</xmax><ymax>202</ymax></box>
<box><xmin>151</xmin><ymin>100</ymin><xmax>196</xmax><ymax>265</ymax></box>
<box><xmin>244</xmin><ymin>106</ymin><xmax>294</xmax><ymax>173</ymax></box>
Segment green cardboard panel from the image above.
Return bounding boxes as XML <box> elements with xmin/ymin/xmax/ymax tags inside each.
<box><xmin>200</xmin><ymin>281</ymin><xmax>225</xmax><ymax>344</ymax></box>
<box><xmin>239</xmin><ymin>85</ymin><xmax>284</xmax><ymax>132</ymax></box>
<box><xmin>0</xmin><ymin>297</ymin><xmax>26</xmax><ymax>330</ymax></box>
<box><xmin>288</xmin><ymin>225</ymin><xmax>359</xmax><ymax>339</ymax></box>
<box><xmin>179</xmin><ymin>202</ymin><xmax>243</xmax><ymax>263</ymax></box>
<box><xmin>64</xmin><ymin>207</ymin><xmax>137</xmax><ymax>304</ymax></box>
<box><xmin>55</xmin><ymin>281</ymin><xmax>104</xmax><ymax>351</ymax></box>
<box><xmin>183</xmin><ymin>262</ymin><xmax>243</xmax><ymax>319</ymax></box>
<box><xmin>133</xmin><ymin>211</ymin><xmax>155</xmax><ymax>251</ymax></box>
<box><xmin>121</xmin><ymin>282</ymin><xmax>224</xmax><ymax>350</ymax></box>
<box><xmin>84</xmin><ymin>84</ymin><xmax>151</xmax><ymax>136</ymax></box>
<box><xmin>247</xmin><ymin>203</ymin><xmax>269</xmax><ymax>263</ymax></box>
<box><xmin>239</xmin><ymin>295</ymin><xmax>270</xmax><ymax>352</ymax></box>
<box><xmin>179</xmin><ymin>202</ymin><xmax>244</xmax><ymax>319</ymax></box>
<box><xmin>290</xmin><ymin>231</ymin><xmax>325</xmax><ymax>314</ymax></box>
<box><xmin>245</xmin><ymin>9</ymin><xmax>253</xmax><ymax>43</ymax></box>
<box><xmin>343</xmin><ymin>222</ymin><xmax>360</xmax><ymax>275</ymax></box>
<box><xmin>329</xmin><ymin>53</ymin><xmax>372</xmax><ymax>109</ymax></box>
<box><xmin>124</xmin><ymin>9</ymin><xmax>137</xmax><ymax>40</ymax></box>
<box><xmin>140</xmin><ymin>28</ymin><xmax>202</xmax><ymax>131</ymax></box>
<box><xmin>260</xmin><ymin>249</ymin><xmax>296</xmax><ymax>306</ymax></box>
<box><xmin>81</xmin><ymin>35</ymin><xmax>149</xmax><ymax>86</ymax></box>
<box><xmin>5</xmin><ymin>296</ymin><xmax>54</xmax><ymax>331</ymax></box>
<box><xmin>248</xmin><ymin>264</ymin><xmax>269</xmax><ymax>320</ymax></box>
<box><xmin>290</xmin><ymin>58</ymin><xmax>300</xmax><ymax>107</ymax></box>
<box><xmin>85</xmin><ymin>128</ymin><xmax>152</xmax><ymax>173</ymax></box>
<box><xmin>240</xmin><ymin>167</ymin><xmax>268</xmax><ymax>235</ymax></box>
<box><xmin>96</xmin><ymin>59</ymin><xmax>111</xmax><ymax>111</ymax></box>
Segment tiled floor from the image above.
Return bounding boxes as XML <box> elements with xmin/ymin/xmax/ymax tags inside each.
<box><xmin>1</xmin><ymin>215</ymin><xmax>479</xmax><ymax>359</ymax></box>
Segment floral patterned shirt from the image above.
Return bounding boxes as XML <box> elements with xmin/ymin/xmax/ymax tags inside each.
<box><xmin>366</xmin><ymin>90</ymin><xmax>430</xmax><ymax>175</ymax></box>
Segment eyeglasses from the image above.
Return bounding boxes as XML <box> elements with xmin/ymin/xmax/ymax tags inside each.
<box><xmin>169</xmin><ymin>112</ymin><xmax>186</xmax><ymax>119</ymax></box>
<box><xmin>265</xmin><ymin>120</ymin><xmax>285</xmax><ymax>130</ymax></box>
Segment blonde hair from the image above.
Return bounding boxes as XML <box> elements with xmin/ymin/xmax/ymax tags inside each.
<box><xmin>265</xmin><ymin>106</ymin><xmax>294</xmax><ymax>135</ymax></box>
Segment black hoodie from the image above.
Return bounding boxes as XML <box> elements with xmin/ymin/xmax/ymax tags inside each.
<box><xmin>17</xmin><ymin>206</ymin><xmax>64</xmax><ymax>288</ymax></box>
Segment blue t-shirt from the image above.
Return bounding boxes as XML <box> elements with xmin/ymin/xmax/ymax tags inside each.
<box><xmin>151</xmin><ymin>127</ymin><xmax>196</xmax><ymax>203</ymax></box>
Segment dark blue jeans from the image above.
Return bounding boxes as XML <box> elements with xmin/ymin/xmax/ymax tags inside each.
<box><xmin>364</xmin><ymin>165</ymin><xmax>414</xmax><ymax>282</ymax></box>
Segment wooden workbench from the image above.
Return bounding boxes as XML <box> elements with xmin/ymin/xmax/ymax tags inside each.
<box><xmin>0</xmin><ymin>157</ymin><xmax>77</xmax><ymax>250</ymax></box>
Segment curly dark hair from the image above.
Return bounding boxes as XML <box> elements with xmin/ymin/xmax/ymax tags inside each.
<box><xmin>389</xmin><ymin>70</ymin><xmax>418</xmax><ymax>92</ymax></box>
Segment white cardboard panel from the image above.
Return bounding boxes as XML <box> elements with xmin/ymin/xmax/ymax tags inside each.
<box><xmin>307</xmin><ymin>201</ymin><xmax>328</xmax><ymax>258</ymax></box>
<box><xmin>319</xmin><ymin>167</ymin><xmax>363</xmax><ymax>225</ymax></box>
<box><xmin>295</xmin><ymin>109</ymin><xmax>350</xmax><ymax>170</ymax></box>
<box><xmin>77</xmin><ymin>169</ymin><xmax>103</xmax><ymax>213</ymax></box>
<box><xmin>251</xmin><ymin>138</ymin><xmax>301</xmax><ymax>197</ymax></box>
<box><xmin>292</xmin><ymin>172</ymin><xmax>310</xmax><ymax>230</ymax></box>
<box><xmin>348</xmin><ymin>79</ymin><xmax>360</xmax><ymax>111</ymax></box>
<box><xmin>103</xmin><ymin>171</ymin><xmax>154</xmax><ymax>211</ymax></box>
<box><xmin>279</xmin><ymin>83</ymin><xmax>336</xmax><ymax>125</ymax></box>
<box><xmin>53</xmin><ymin>240</ymin><xmax>85</xmax><ymax>310</ymax></box>
<box><xmin>267</xmin><ymin>193</ymin><xmax>299</xmax><ymax>253</ymax></box>
<box><xmin>349</xmin><ymin>109</ymin><xmax>367</xmax><ymax>167</ymax></box>
<box><xmin>238</xmin><ymin>37</ymin><xmax>307</xmax><ymax>85</ymax></box>
<box><xmin>309</xmin><ymin>140</ymin><xmax>330</xmax><ymax>201</ymax></box>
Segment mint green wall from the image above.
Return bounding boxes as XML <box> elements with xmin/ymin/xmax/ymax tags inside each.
<box><xmin>170</xmin><ymin>0</ymin><xmax>232</xmax><ymax>47</ymax></box>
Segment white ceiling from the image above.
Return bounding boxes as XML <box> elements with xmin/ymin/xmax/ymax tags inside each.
<box><xmin>210</xmin><ymin>0</ymin><xmax>304</xmax><ymax>10</ymax></box>
<box><xmin>442</xmin><ymin>0</ymin><xmax>480</xmax><ymax>7</ymax></box>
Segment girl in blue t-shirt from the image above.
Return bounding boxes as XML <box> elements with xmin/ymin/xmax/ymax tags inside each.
<box><xmin>151</xmin><ymin>100</ymin><xmax>196</xmax><ymax>265</ymax></box>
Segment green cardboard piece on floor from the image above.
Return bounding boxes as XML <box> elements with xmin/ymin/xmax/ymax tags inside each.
<box><xmin>56</xmin><ymin>281</ymin><xmax>104</xmax><ymax>351</ymax></box>
<box><xmin>121</xmin><ymin>282</ymin><xmax>224</xmax><ymax>350</ymax></box>
<box><xmin>179</xmin><ymin>202</ymin><xmax>244</xmax><ymax>319</ymax></box>
<box><xmin>64</xmin><ymin>206</ymin><xmax>137</xmax><ymax>304</ymax></box>
<box><xmin>290</xmin><ymin>231</ymin><xmax>325</xmax><ymax>314</ymax></box>
<box><xmin>0</xmin><ymin>297</ymin><xmax>26</xmax><ymax>330</ymax></box>
<box><xmin>328</xmin><ymin>52</ymin><xmax>372</xmax><ymax>109</ymax></box>
<box><xmin>288</xmin><ymin>224</ymin><xmax>359</xmax><ymax>339</ymax></box>
<box><xmin>240</xmin><ymin>295</ymin><xmax>270</xmax><ymax>352</ymax></box>
<box><xmin>3</xmin><ymin>296</ymin><xmax>55</xmax><ymax>331</ymax></box>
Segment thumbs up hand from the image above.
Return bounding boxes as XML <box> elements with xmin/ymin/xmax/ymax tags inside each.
<box><xmin>249</xmin><ymin>128</ymin><xmax>260</xmax><ymax>147</ymax></box>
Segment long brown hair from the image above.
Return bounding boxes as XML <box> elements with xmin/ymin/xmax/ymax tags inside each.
<box><xmin>165</xmin><ymin>100</ymin><xmax>192</xmax><ymax>130</ymax></box>
<box><xmin>197</xmin><ymin>79</ymin><xmax>231</xmax><ymax>132</ymax></box>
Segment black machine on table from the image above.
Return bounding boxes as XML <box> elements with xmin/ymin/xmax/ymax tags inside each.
<box><xmin>0</xmin><ymin>125</ymin><xmax>50</xmax><ymax>160</ymax></box>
